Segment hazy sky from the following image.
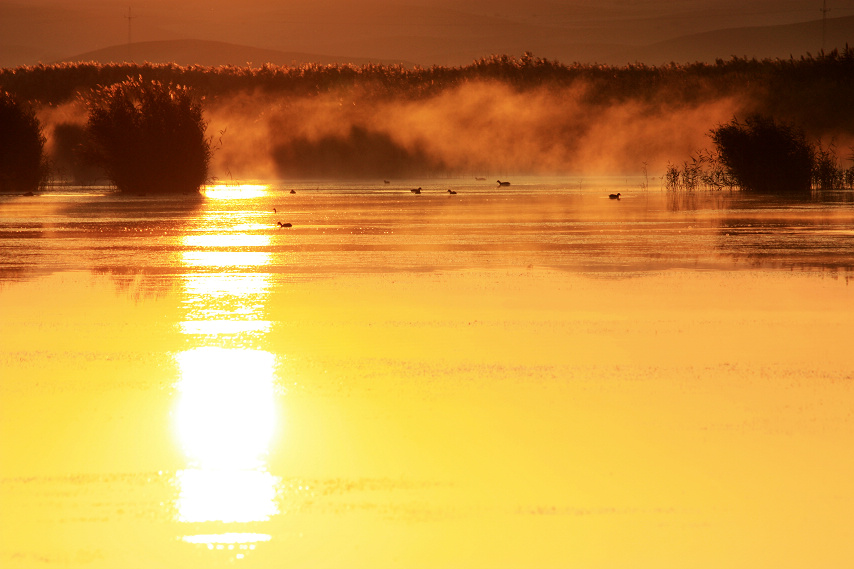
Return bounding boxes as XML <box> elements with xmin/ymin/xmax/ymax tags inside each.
<box><xmin>2</xmin><ymin>0</ymin><xmax>853</xmax><ymax>66</ymax></box>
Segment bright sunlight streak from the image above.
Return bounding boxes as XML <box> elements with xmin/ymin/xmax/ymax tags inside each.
<box><xmin>180</xmin><ymin>272</ymin><xmax>273</xmax><ymax>339</ymax></box>
<box><xmin>179</xmin><ymin>320</ymin><xmax>272</xmax><ymax>336</ymax></box>
<box><xmin>174</xmin><ymin>210</ymin><xmax>282</xmax><ymax>534</ymax></box>
<box><xmin>181</xmin><ymin>533</ymin><xmax>271</xmax><ymax>545</ymax></box>
<box><xmin>203</xmin><ymin>184</ymin><xmax>269</xmax><ymax>200</ymax></box>
<box><xmin>180</xmin><ymin>234</ymin><xmax>272</xmax><ymax>268</ymax></box>
<box><xmin>176</xmin><ymin>468</ymin><xmax>279</xmax><ymax>523</ymax></box>
<box><xmin>181</xmin><ymin>273</ymin><xmax>272</xmax><ymax>299</ymax></box>
<box><xmin>181</xmin><ymin>250</ymin><xmax>271</xmax><ymax>268</ymax></box>
<box><xmin>183</xmin><ymin>234</ymin><xmax>271</xmax><ymax>248</ymax></box>
<box><xmin>174</xmin><ymin>347</ymin><xmax>281</xmax><ymax>528</ymax></box>
<box><xmin>174</xmin><ymin>347</ymin><xmax>278</xmax><ymax>470</ymax></box>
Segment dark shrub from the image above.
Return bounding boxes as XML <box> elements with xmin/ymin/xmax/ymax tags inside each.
<box><xmin>810</xmin><ymin>142</ymin><xmax>854</xmax><ymax>190</ymax></box>
<box><xmin>0</xmin><ymin>91</ymin><xmax>46</xmax><ymax>193</ymax></box>
<box><xmin>84</xmin><ymin>79</ymin><xmax>211</xmax><ymax>193</ymax></box>
<box><xmin>710</xmin><ymin>115</ymin><xmax>813</xmax><ymax>194</ymax></box>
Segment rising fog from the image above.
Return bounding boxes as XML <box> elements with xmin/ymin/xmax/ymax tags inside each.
<box><xmin>196</xmin><ymin>80</ymin><xmax>746</xmax><ymax>181</ymax></box>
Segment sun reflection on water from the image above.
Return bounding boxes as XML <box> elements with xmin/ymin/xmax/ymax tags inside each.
<box><xmin>183</xmin><ymin>234</ymin><xmax>271</xmax><ymax>248</ymax></box>
<box><xmin>179</xmin><ymin>320</ymin><xmax>272</xmax><ymax>336</ymax></box>
<box><xmin>181</xmin><ymin>250</ymin><xmax>272</xmax><ymax>268</ymax></box>
<box><xmin>182</xmin><ymin>273</ymin><xmax>272</xmax><ymax>298</ymax></box>
<box><xmin>203</xmin><ymin>184</ymin><xmax>269</xmax><ymax>200</ymax></box>
<box><xmin>175</xmin><ymin>347</ymin><xmax>277</xmax><ymax>471</ymax></box>
<box><xmin>176</xmin><ymin>468</ymin><xmax>279</xmax><ymax>524</ymax></box>
<box><xmin>174</xmin><ymin>217</ymin><xmax>281</xmax><ymax>556</ymax></box>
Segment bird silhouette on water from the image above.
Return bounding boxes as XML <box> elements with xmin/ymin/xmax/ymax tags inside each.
<box><xmin>609</xmin><ymin>193</ymin><xmax>621</xmax><ymax>200</ymax></box>
<box><xmin>277</xmin><ymin>221</ymin><xmax>292</xmax><ymax>228</ymax></box>
<box><xmin>411</xmin><ymin>187</ymin><xmax>421</xmax><ymax>194</ymax></box>
<box><xmin>497</xmin><ymin>180</ymin><xmax>511</xmax><ymax>186</ymax></box>
<box><xmin>290</xmin><ymin>189</ymin><xmax>296</xmax><ymax>194</ymax></box>
<box><xmin>447</xmin><ymin>189</ymin><xmax>457</xmax><ymax>194</ymax></box>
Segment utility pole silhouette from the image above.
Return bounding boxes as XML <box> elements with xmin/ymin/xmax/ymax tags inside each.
<box><xmin>125</xmin><ymin>6</ymin><xmax>137</xmax><ymax>62</ymax></box>
<box><xmin>821</xmin><ymin>0</ymin><xmax>830</xmax><ymax>52</ymax></box>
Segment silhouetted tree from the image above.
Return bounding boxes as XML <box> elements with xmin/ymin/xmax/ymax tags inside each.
<box><xmin>0</xmin><ymin>91</ymin><xmax>45</xmax><ymax>193</ymax></box>
<box><xmin>711</xmin><ymin>115</ymin><xmax>813</xmax><ymax>194</ymax></box>
<box><xmin>84</xmin><ymin>78</ymin><xmax>211</xmax><ymax>193</ymax></box>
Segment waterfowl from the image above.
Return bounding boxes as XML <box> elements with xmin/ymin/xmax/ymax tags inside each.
<box><xmin>290</xmin><ymin>189</ymin><xmax>296</xmax><ymax>194</ymax></box>
<box><xmin>447</xmin><ymin>189</ymin><xmax>457</xmax><ymax>194</ymax></box>
<box><xmin>277</xmin><ymin>221</ymin><xmax>292</xmax><ymax>228</ymax></box>
<box><xmin>273</xmin><ymin>207</ymin><xmax>277</xmax><ymax>213</ymax></box>
<box><xmin>475</xmin><ymin>177</ymin><xmax>486</xmax><ymax>181</ymax></box>
<box><xmin>609</xmin><ymin>193</ymin><xmax>621</xmax><ymax>200</ymax></box>
<box><xmin>384</xmin><ymin>180</ymin><xmax>390</xmax><ymax>184</ymax></box>
<box><xmin>497</xmin><ymin>180</ymin><xmax>511</xmax><ymax>186</ymax></box>
<box><xmin>411</xmin><ymin>187</ymin><xmax>421</xmax><ymax>194</ymax></box>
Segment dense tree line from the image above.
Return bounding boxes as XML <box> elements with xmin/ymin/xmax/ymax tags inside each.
<box><xmin>1</xmin><ymin>48</ymin><xmax>853</xmax><ymax>138</ymax></box>
<box><xmin>2</xmin><ymin>50</ymin><xmax>853</xmax><ymax>189</ymax></box>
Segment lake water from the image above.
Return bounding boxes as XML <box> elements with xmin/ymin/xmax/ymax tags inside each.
<box><xmin>1</xmin><ymin>179</ymin><xmax>853</xmax><ymax>568</ymax></box>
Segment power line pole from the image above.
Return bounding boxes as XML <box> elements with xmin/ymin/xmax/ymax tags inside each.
<box><xmin>821</xmin><ymin>0</ymin><xmax>830</xmax><ymax>52</ymax></box>
<box><xmin>126</xmin><ymin>6</ymin><xmax>137</xmax><ymax>62</ymax></box>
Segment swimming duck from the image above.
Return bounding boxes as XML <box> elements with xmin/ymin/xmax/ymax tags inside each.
<box><xmin>609</xmin><ymin>193</ymin><xmax>621</xmax><ymax>200</ymax></box>
<box><xmin>277</xmin><ymin>221</ymin><xmax>292</xmax><ymax>228</ymax></box>
<box><xmin>497</xmin><ymin>180</ymin><xmax>511</xmax><ymax>186</ymax></box>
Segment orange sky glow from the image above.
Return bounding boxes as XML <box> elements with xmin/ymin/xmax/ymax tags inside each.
<box><xmin>2</xmin><ymin>0</ymin><xmax>853</xmax><ymax>67</ymax></box>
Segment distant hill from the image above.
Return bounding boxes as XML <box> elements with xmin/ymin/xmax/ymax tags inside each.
<box><xmin>56</xmin><ymin>39</ymin><xmax>414</xmax><ymax>68</ymax></box>
<box><xmin>52</xmin><ymin>17</ymin><xmax>854</xmax><ymax>70</ymax></box>
<box><xmin>1</xmin><ymin>0</ymin><xmax>851</xmax><ymax>70</ymax></box>
<box><xmin>613</xmin><ymin>15</ymin><xmax>854</xmax><ymax>65</ymax></box>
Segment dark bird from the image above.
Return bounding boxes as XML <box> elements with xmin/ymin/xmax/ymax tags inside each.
<box><xmin>277</xmin><ymin>221</ymin><xmax>292</xmax><ymax>228</ymax></box>
<box><xmin>384</xmin><ymin>180</ymin><xmax>391</xmax><ymax>184</ymax></box>
<box><xmin>447</xmin><ymin>189</ymin><xmax>457</xmax><ymax>194</ymax></box>
<box><xmin>273</xmin><ymin>207</ymin><xmax>277</xmax><ymax>213</ymax></box>
<box><xmin>411</xmin><ymin>187</ymin><xmax>421</xmax><ymax>194</ymax></box>
<box><xmin>475</xmin><ymin>177</ymin><xmax>486</xmax><ymax>181</ymax></box>
<box><xmin>497</xmin><ymin>180</ymin><xmax>511</xmax><ymax>186</ymax></box>
<box><xmin>609</xmin><ymin>193</ymin><xmax>621</xmax><ymax>200</ymax></box>
<box><xmin>290</xmin><ymin>189</ymin><xmax>296</xmax><ymax>194</ymax></box>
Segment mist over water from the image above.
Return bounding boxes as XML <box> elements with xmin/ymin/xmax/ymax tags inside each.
<box><xmin>18</xmin><ymin>50</ymin><xmax>850</xmax><ymax>188</ymax></box>
<box><xmin>33</xmin><ymin>79</ymin><xmax>747</xmax><ymax>185</ymax></box>
<box><xmin>202</xmin><ymin>81</ymin><xmax>745</xmax><ymax>181</ymax></box>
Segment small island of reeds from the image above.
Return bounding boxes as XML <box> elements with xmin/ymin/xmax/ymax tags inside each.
<box><xmin>666</xmin><ymin>114</ymin><xmax>854</xmax><ymax>195</ymax></box>
<box><xmin>84</xmin><ymin>79</ymin><xmax>210</xmax><ymax>194</ymax></box>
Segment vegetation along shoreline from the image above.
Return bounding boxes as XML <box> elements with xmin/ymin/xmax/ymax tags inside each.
<box><xmin>1</xmin><ymin>49</ymin><xmax>852</xmax><ymax>192</ymax></box>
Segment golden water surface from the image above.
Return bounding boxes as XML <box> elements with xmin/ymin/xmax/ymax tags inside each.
<box><xmin>1</xmin><ymin>181</ymin><xmax>853</xmax><ymax>568</ymax></box>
